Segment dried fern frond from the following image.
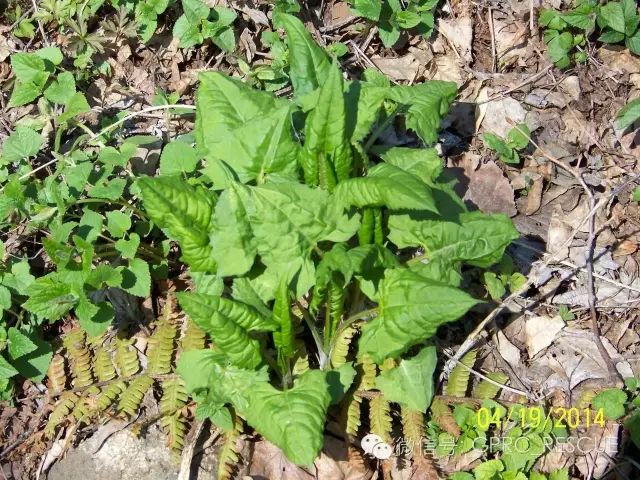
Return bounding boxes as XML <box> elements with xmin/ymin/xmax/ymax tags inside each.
<box><xmin>444</xmin><ymin>350</ymin><xmax>477</xmax><ymax>398</ymax></box>
<box><xmin>473</xmin><ymin>371</ymin><xmax>509</xmax><ymax>399</ymax></box>
<box><xmin>160</xmin><ymin>378</ymin><xmax>189</xmax><ymax>461</ymax></box>
<box><xmin>63</xmin><ymin>329</ymin><xmax>94</xmax><ymax>387</ymax></box>
<box><xmin>147</xmin><ymin>319</ymin><xmax>177</xmax><ymax>375</ymax></box>
<box><xmin>117</xmin><ymin>375</ymin><xmax>153</xmax><ymax>416</ymax></box>
<box><xmin>430</xmin><ymin>398</ymin><xmax>461</xmax><ymax>437</ymax></box>
<box><xmin>47</xmin><ymin>354</ymin><xmax>66</xmax><ymax>394</ymax></box>
<box><xmin>180</xmin><ymin>317</ymin><xmax>206</xmax><ymax>352</ymax></box>
<box><xmin>45</xmin><ymin>392</ymin><xmax>78</xmax><ymax>438</ymax></box>
<box><xmin>114</xmin><ymin>337</ymin><xmax>140</xmax><ymax>378</ymax></box>
<box><xmin>330</xmin><ymin>325</ymin><xmax>356</xmax><ymax>367</ymax></box>
<box><xmin>401</xmin><ymin>406</ymin><xmax>424</xmax><ymax>459</ymax></box>
<box><xmin>217</xmin><ymin>414</ymin><xmax>243</xmax><ymax>480</ymax></box>
<box><xmin>369</xmin><ymin>395</ymin><xmax>392</xmax><ymax>443</ymax></box>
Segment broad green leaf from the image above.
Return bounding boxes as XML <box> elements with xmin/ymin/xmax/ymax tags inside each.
<box><xmin>388</xmin><ymin>211</ymin><xmax>519</xmax><ymax>268</ymax></box>
<box><xmin>138</xmin><ymin>176</ymin><xmax>216</xmax><ymax>271</ymax></box>
<box><xmin>548</xmin><ymin>469</ymin><xmax>569</xmax><ymax>480</ymax></box>
<box><xmin>8</xmin><ymin>81</ymin><xmax>43</xmax><ymax>108</ymax></box>
<box><xmin>275</xmin><ymin>12</ymin><xmax>332</xmax><ymax>97</ymax></box>
<box><xmin>598</xmin><ymin>29</ymin><xmax>625</xmax><ymax>43</ymax></box>
<box><xmin>393</xmin><ymin>10</ymin><xmax>421</xmax><ymax>28</ymax></box>
<box><xmin>484</xmin><ymin>133</ymin><xmax>517</xmax><ymax>163</ymax></box>
<box><xmin>240</xmin><ymin>370</ymin><xmax>331</xmax><ymax>465</ymax></box>
<box><xmin>115</xmin><ymin>233</ymin><xmax>140</xmax><ymax>259</ymax></box>
<box><xmin>105</xmin><ymin>210</ymin><xmax>132</xmax><ymax>238</ymax></box>
<box><xmin>627</xmin><ymin>31</ymin><xmax>640</xmax><ymax>54</ymax></box>
<box><xmin>22</xmin><ymin>274</ymin><xmax>77</xmax><ymax>320</ymax></box>
<box><xmin>326</xmin><ymin>362</ymin><xmax>356</xmax><ymax>404</ymax></box>
<box><xmin>351</xmin><ymin>0</ymin><xmax>382</xmax><ymax>20</ymax></box>
<box><xmin>359</xmin><ymin>268</ymin><xmax>479</xmax><ymax>361</ymax></box>
<box><xmin>159</xmin><ymin>141</ymin><xmax>200</xmax><ymax>176</ymax></box>
<box><xmin>377</xmin><ymin>146</ymin><xmax>443</xmax><ymax>182</ymax></box>
<box><xmin>334</xmin><ymin>163</ymin><xmax>438</xmax><ymax>212</ymax></box>
<box><xmin>177</xmin><ymin>349</ymin><xmax>226</xmax><ymax>393</ymax></box>
<box><xmin>210</xmin><ymin>184</ymin><xmax>256</xmax><ymax>276</ymax></box>
<box><xmin>272</xmin><ymin>280</ymin><xmax>295</xmax><ymax>364</ymax></box>
<box><xmin>118</xmin><ymin>258</ymin><xmax>151</xmax><ymax>297</ymax></box>
<box><xmin>8</xmin><ymin>334</ymin><xmax>52</xmax><ymax>382</ymax></box>
<box><xmin>598</xmin><ymin>2</ymin><xmax>626</xmax><ymax>33</ymax></box>
<box><xmin>177</xmin><ymin>292</ymin><xmax>274</xmax><ymax>369</ymax></box>
<box><xmin>376</xmin><ymin>345</ymin><xmax>437</xmax><ymax>410</ymax></box>
<box><xmin>240</xmin><ymin>182</ymin><xmax>360</xmax><ymax>268</ymax></box>
<box><xmin>385</xmin><ymin>81</ymin><xmax>458</xmax><ymax>144</ymax></box>
<box><xmin>349</xmin><ymin>81</ymin><xmax>388</xmax><ymax>143</ymax></box>
<box><xmin>172</xmin><ymin>15</ymin><xmax>203</xmax><ymax>48</ymax></box>
<box><xmin>300</xmin><ymin>63</ymin><xmax>351</xmax><ymax>186</ymax></box>
<box><xmin>76</xmin><ymin>297</ymin><xmax>114</xmax><ymax>336</ymax></box>
<box><xmin>473</xmin><ymin>459</ymin><xmax>505</xmax><ymax>480</ymax></box>
<box><xmin>57</xmin><ymin>92</ymin><xmax>90</xmax><ymax>123</ymax></box>
<box><xmin>34</xmin><ymin>46</ymin><xmax>63</xmax><ymax>65</ymax></box>
<box><xmin>592</xmin><ymin>388</ymin><xmax>627</xmax><ymax>420</ymax></box>
<box><xmin>616</xmin><ymin>97</ymin><xmax>640</xmax><ymax>129</ymax></box>
<box><xmin>0</xmin><ymin>355</ymin><xmax>18</xmax><ymax>379</ymax></box>
<box><xmin>507</xmin><ymin>123</ymin><xmax>530</xmax><ymax>150</ymax></box>
<box><xmin>182</xmin><ymin>0</ymin><xmax>210</xmax><ymax>23</ymax></box>
<box><xmin>8</xmin><ymin>328</ymin><xmax>38</xmax><ymax>359</ymax></box>
<box><xmin>43</xmin><ymin>71</ymin><xmax>76</xmax><ymax>105</ymax></box>
<box><xmin>11</xmin><ymin>53</ymin><xmax>46</xmax><ymax>83</ymax></box>
<box><xmin>1</xmin><ymin>127</ymin><xmax>43</xmax><ymax>163</ymax></box>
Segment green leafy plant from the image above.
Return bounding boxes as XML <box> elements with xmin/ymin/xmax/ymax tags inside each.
<box><xmin>540</xmin><ymin>0</ymin><xmax>640</xmax><ymax>68</ymax></box>
<box><xmin>349</xmin><ymin>0</ymin><xmax>439</xmax><ymax>48</ymax></box>
<box><xmin>172</xmin><ymin>0</ymin><xmax>236</xmax><ymax>50</ymax></box>
<box><xmin>482</xmin><ymin>124</ymin><xmax>530</xmax><ymax>165</ymax></box>
<box><xmin>616</xmin><ymin>97</ymin><xmax>640</xmax><ymax>129</ymax></box>
<box><xmin>133</xmin><ymin>12</ymin><xmax>519</xmax><ymax>465</ymax></box>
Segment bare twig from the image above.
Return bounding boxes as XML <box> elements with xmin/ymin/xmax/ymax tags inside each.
<box><xmin>177</xmin><ymin>421</ymin><xmax>206</xmax><ymax>480</ymax></box>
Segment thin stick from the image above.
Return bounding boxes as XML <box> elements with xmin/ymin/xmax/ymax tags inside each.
<box><xmin>177</xmin><ymin>421</ymin><xmax>205</xmax><ymax>480</ymax></box>
<box><xmin>488</xmin><ymin>7</ymin><xmax>496</xmax><ymax>72</ymax></box>
<box><xmin>476</xmin><ymin>65</ymin><xmax>552</xmax><ymax>105</ymax></box>
<box><xmin>31</xmin><ymin>0</ymin><xmax>50</xmax><ymax>46</ymax></box>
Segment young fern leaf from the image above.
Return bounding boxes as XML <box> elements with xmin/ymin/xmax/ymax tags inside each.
<box><xmin>444</xmin><ymin>350</ymin><xmax>477</xmax><ymax>398</ymax></box>
<box><xmin>330</xmin><ymin>325</ymin><xmax>357</xmax><ymax>367</ymax></box>
<box><xmin>93</xmin><ymin>346</ymin><xmax>117</xmax><ymax>382</ymax></box>
<box><xmin>473</xmin><ymin>371</ymin><xmax>509</xmax><ymax>399</ymax></box>
<box><xmin>360</xmin><ymin>354</ymin><xmax>377</xmax><ymax>390</ymax></box>
<box><xmin>345</xmin><ymin>394</ymin><xmax>362</xmax><ymax>437</ymax></box>
<box><xmin>324</xmin><ymin>279</ymin><xmax>344</xmax><ymax>347</ymax></box>
<box><xmin>97</xmin><ymin>383</ymin><xmax>125</xmax><ymax>411</ymax></box>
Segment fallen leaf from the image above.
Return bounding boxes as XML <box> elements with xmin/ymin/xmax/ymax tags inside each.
<box><xmin>461</xmin><ymin>161</ymin><xmax>517</xmax><ymax>217</ymax></box>
<box><xmin>372</xmin><ymin>54</ymin><xmax>420</xmax><ymax>82</ymax></box>
<box><xmin>525</xmin><ymin>315</ymin><xmax>565</xmax><ymax>357</ymax></box>
<box><xmin>480</xmin><ymin>95</ymin><xmax>527</xmax><ymax>137</ymax></box>
<box><xmin>438</xmin><ymin>17</ymin><xmax>473</xmax><ymax>62</ymax></box>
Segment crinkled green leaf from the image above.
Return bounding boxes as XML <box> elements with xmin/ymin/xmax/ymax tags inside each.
<box><xmin>1</xmin><ymin>127</ymin><xmax>43</xmax><ymax>163</ymax></box>
<box><xmin>8</xmin><ymin>81</ymin><xmax>43</xmax><ymax>108</ymax></box>
<box><xmin>598</xmin><ymin>2</ymin><xmax>626</xmax><ymax>33</ymax></box>
<box><xmin>385</xmin><ymin>81</ymin><xmax>458</xmax><ymax>144</ymax></box>
<box><xmin>334</xmin><ymin>163</ymin><xmax>438</xmax><ymax>211</ymax></box>
<box><xmin>138</xmin><ymin>176</ymin><xmax>216</xmax><ymax>271</ymax></box>
<box><xmin>11</xmin><ymin>53</ymin><xmax>46</xmax><ymax>83</ymax></box>
<box><xmin>275</xmin><ymin>12</ymin><xmax>331</xmax><ymax>97</ymax></box>
<box><xmin>22</xmin><ymin>274</ymin><xmax>78</xmax><ymax>320</ymax></box>
<box><xmin>177</xmin><ymin>292</ymin><xmax>275</xmax><ymax>369</ymax></box>
<box><xmin>300</xmin><ymin>63</ymin><xmax>351</xmax><ymax>186</ymax></box>
<box><xmin>376</xmin><ymin>345</ymin><xmax>437</xmax><ymax>410</ymax></box>
<box><xmin>240</xmin><ymin>370</ymin><xmax>331</xmax><ymax>465</ymax></box>
<box><xmin>593</xmin><ymin>388</ymin><xmax>627</xmax><ymax>420</ymax></box>
<box><xmin>359</xmin><ymin>268</ymin><xmax>479</xmax><ymax>361</ymax></box>
<box><xmin>43</xmin><ymin>71</ymin><xmax>76</xmax><ymax>105</ymax></box>
<box><xmin>616</xmin><ymin>97</ymin><xmax>640</xmax><ymax>130</ymax></box>
<box><xmin>8</xmin><ymin>334</ymin><xmax>52</xmax><ymax>382</ymax></box>
<box><xmin>159</xmin><ymin>141</ymin><xmax>200</xmax><ymax>176</ymax></box>
<box><xmin>57</xmin><ymin>92</ymin><xmax>90</xmax><ymax>123</ymax></box>
<box><xmin>351</xmin><ymin>0</ymin><xmax>382</xmax><ymax>20</ymax></box>
<box><xmin>389</xmin><ymin>211</ymin><xmax>519</xmax><ymax>268</ymax></box>
<box><xmin>377</xmin><ymin>146</ymin><xmax>443</xmax><ymax>182</ymax></box>
<box><xmin>8</xmin><ymin>328</ymin><xmax>38</xmax><ymax>359</ymax></box>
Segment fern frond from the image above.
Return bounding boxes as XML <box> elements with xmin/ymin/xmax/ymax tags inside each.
<box><xmin>117</xmin><ymin>375</ymin><xmax>153</xmax><ymax>416</ymax></box>
<box><xmin>217</xmin><ymin>414</ymin><xmax>242</xmax><ymax>480</ymax></box>
<box><xmin>330</xmin><ymin>326</ymin><xmax>356</xmax><ymax>367</ymax></box>
<box><xmin>63</xmin><ymin>329</ymin><xmax>94</xmax><ymax>387</ymax></box>
<box><xmin>473</xmin><ymin>371</ymin><xmax>509</xmax><ymax>399</ymax></box>
<box><xmin>369</xmin><ymin>395</ymin><xmax>392</xmax><ymax>443</ymax></box>
<box><xmin>444</xmin><ymin>350</ymin><xmax>477</xmax><ymax>397</ymax></box>
<box><xmin>115</xmin><ymin>337</ymin><xmax>140</xmax><ymax>377</ymax></box>
<box><xmin>72</xmin><ymin>395</ymin><xmax>94</xmax><ymax>424</ymax></box>
<box><xmin>180</xmin><ymin>317</ymin><xmax>206</xmax><ymax>351</ymax></box>
<box><xmin>325</xmin><ymin>280</ymin><xmax>345</xmax><ymax>341</ymax></box>
<box><xmin>346</xmin><ymin>395</ymin><xmax>362</xmax><ymax>437</ymax></box>
<box><xmin>360</xmin><ymin>354</ymin><xmax>377</xmax><ymax>390</ymax></box>
<box><xmin>97</xmin><ymin>382</ymin><xmax>125</xmax><ymax>411</ymax></box>
<box><xmin>147</xmin><ymin>320</ymin><xmax>177</xmax><ymax>375</ymax></box>
<box><xmin>292</xmin><ymin>347</ymin><xmax>310</xmax><ymax>376</ymax></box>
<box><xmin>93</xmin><ymin>346</ymin><xmax>117</xmax><ymax>382</ymax></box>
<box><xmin>47</xmin><ymin>354</ymin><xmax>66</xmax><ymax>393</ymax></box>
<box><xmin>160</xmin><ymin>377</ymin><xmax>189</xmax><ymax>460</ymax></box>
<box><xmin>401</xmin><ymin>406</ymin><xmax>424</xmax><ymax>458</ymax></box>
<box><xmin>430</xmin><ymin>398</ymin><xmax>460</xmax><ymax>437</ymax></box>
<box><xmin>45</xmin><ymin>392</ymin><xmax>78</xmax><ymax>438</ymax></box>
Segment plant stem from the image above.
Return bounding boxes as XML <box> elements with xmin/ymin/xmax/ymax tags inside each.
<box><xmin>295</xmin><ymin>300</ymin><xmax>328</xmax><ymax>369</ymax></box>
<box><xmin>74</xmin><ymin>197</ymin><xmax>147</xmax><ymax>221</ymax></box>
<box><xmin>363</xmin><ymin>107</ymin><xmax>400</xmax><ymax>152</ymax></box>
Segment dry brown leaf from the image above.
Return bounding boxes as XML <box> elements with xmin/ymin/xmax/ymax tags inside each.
<box><xmin>437</xmin><ymin>17</ymin><xmax>473</xmax><ymax>62</ymax></box>
<box><xmin>371</xmin><ymin>54</ymin><xmax>420</xmax><ymax>82</ymax></box>
<box><xmin>524</xmin><ymin>315</ymin><xmax>565</xmax><ymax>357</ymax></box>
<box><xmin>461</xmin><ymin>161</ymin><xmax>517</xmax><ymax>217</ymax></box>
<box><xmin>479</xmin><ymin>92</ymin><xmax>527</xmax><ymax>137</ymax></box>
